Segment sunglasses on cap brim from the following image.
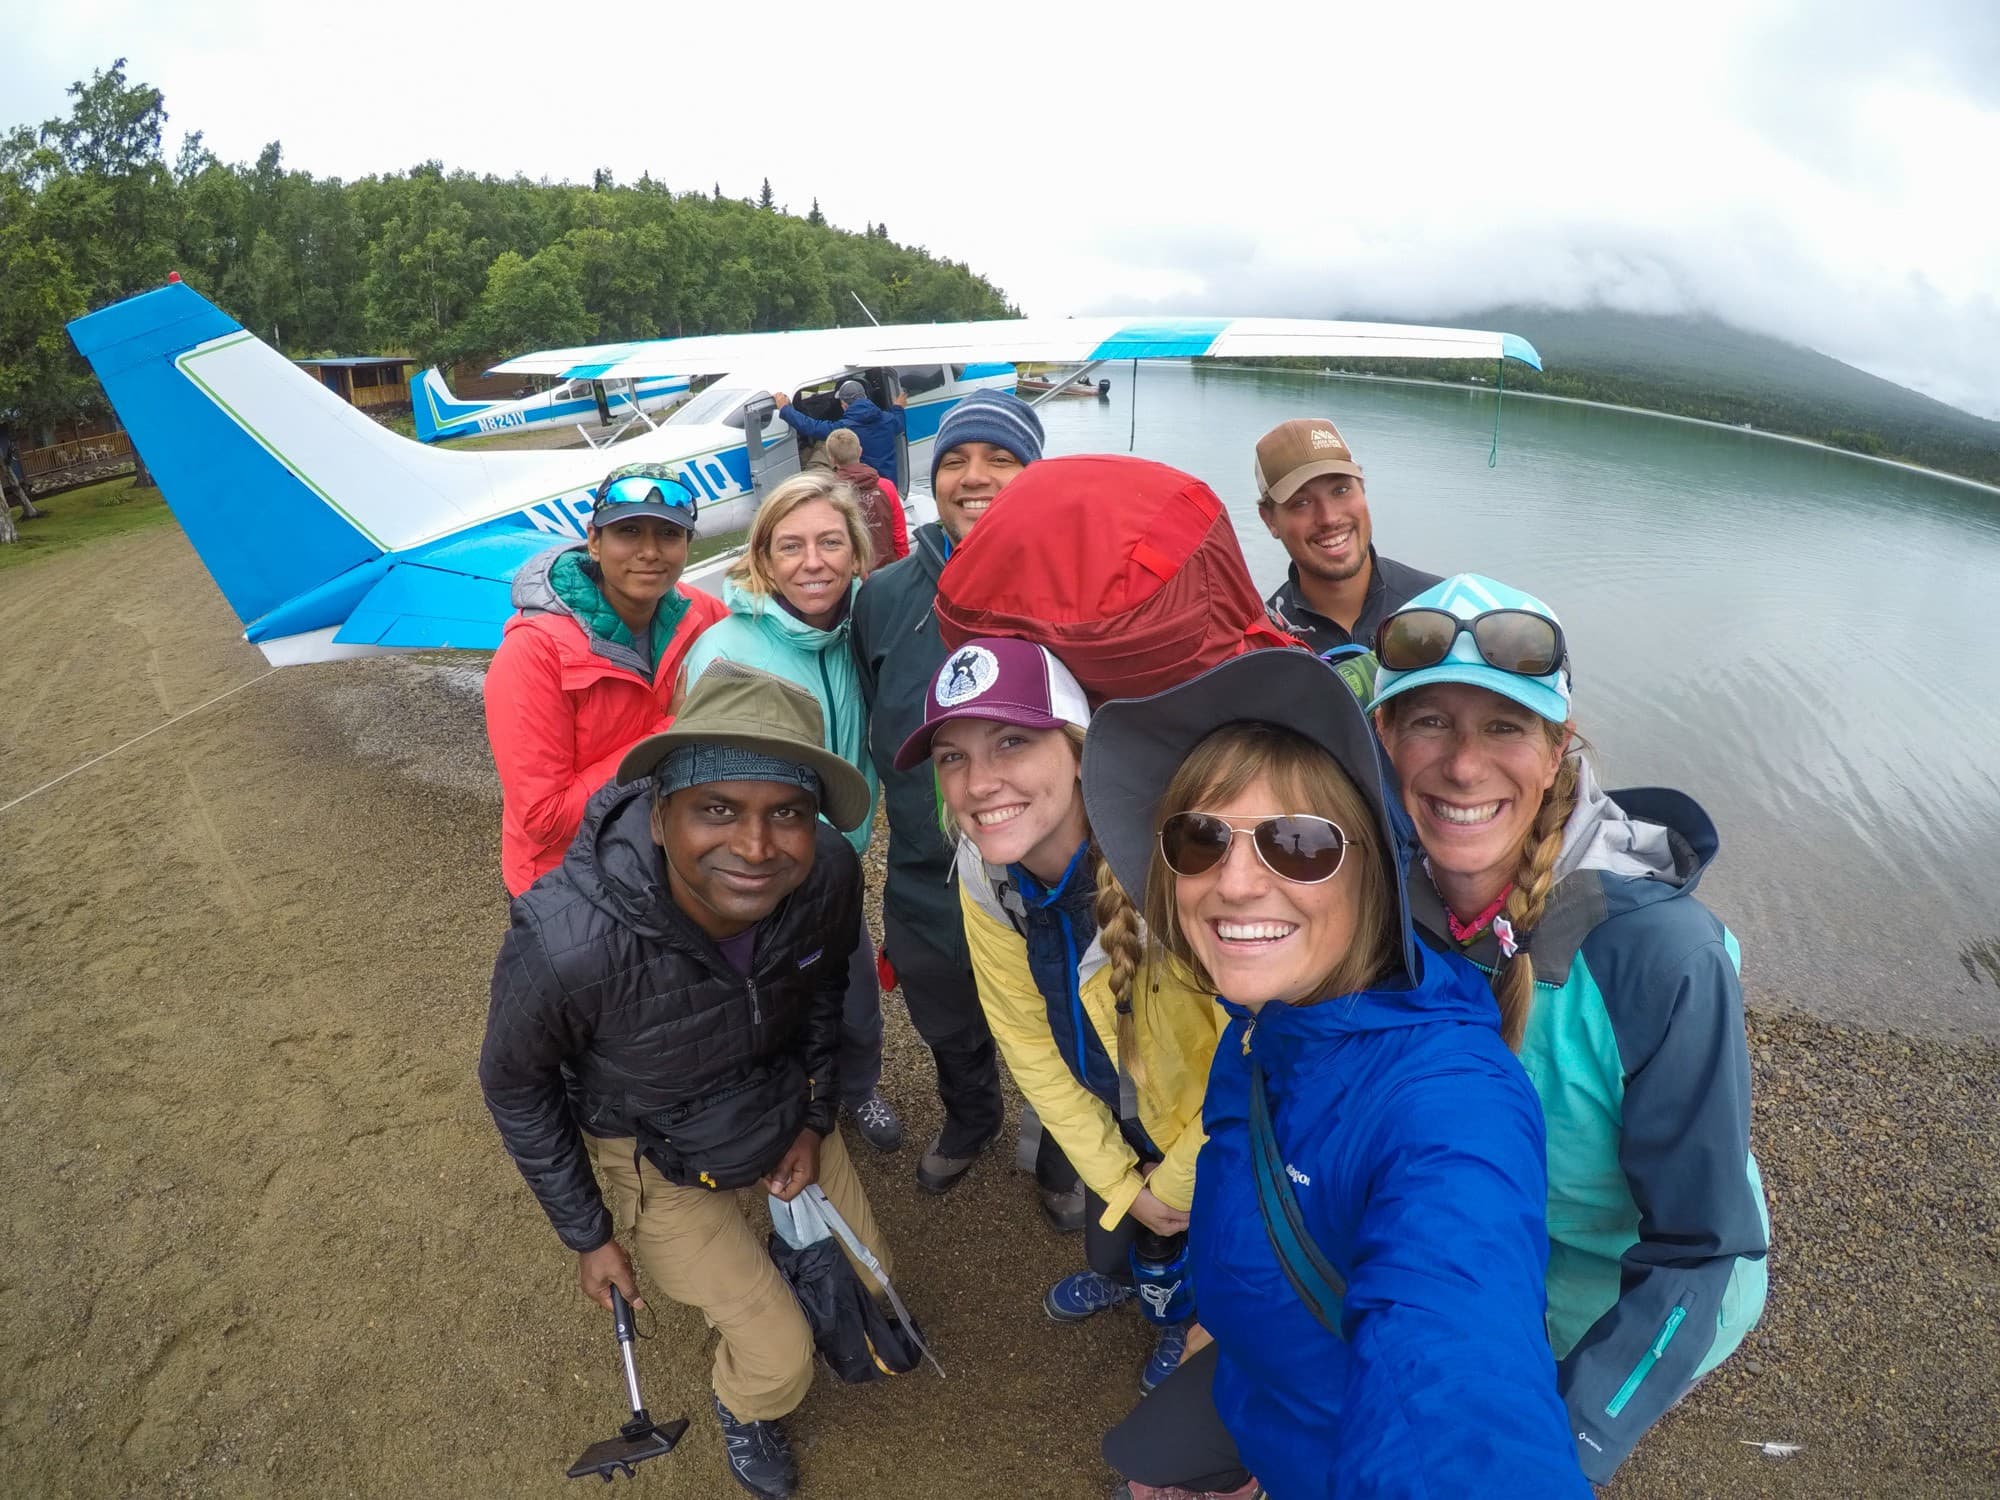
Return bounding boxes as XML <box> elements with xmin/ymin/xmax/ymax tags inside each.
<box><xmin>1158</xmin><ymin>811</ymin><xmax>1352</xmax><ymax>885</ymax></box>
<box><xmin>596</xmin><ymin>475</ymin><xmax>699</xmax><ymax>520</ymax></box>
<box><xmin>1374</xmin><ymin>607</ymin><xmax>1567</xmax><ymax>680</ymax></box>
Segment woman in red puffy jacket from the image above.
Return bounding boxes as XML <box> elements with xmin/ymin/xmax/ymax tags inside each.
<box><xmin>483</xmin><ymin>467</ymin><xmax>726</xmax><ymax>896</ymax></box>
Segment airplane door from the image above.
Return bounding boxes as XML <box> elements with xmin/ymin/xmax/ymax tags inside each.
<box><xmin>878</xmin><ymin>367</ymin><xmax>910</xmax><ymax>492</ymax></box>
<box><xmin>739</xmin><ymin>394</ymin><xmax>799</xmax><ymax>508</ymax></box>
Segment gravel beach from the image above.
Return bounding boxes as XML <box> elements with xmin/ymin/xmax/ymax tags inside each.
<box><xmin>1</xmin><ymin>524</ymin><xmax>1994</xmax><ymax>1497</ymax></box>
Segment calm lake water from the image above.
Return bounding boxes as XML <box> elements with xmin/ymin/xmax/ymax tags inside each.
<box><xmin>1031</xmin><ymin>364</ymin><xmax>2000</xmax><ymax>1038</ymax></box>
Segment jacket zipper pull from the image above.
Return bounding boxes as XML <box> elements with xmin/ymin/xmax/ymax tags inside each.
<box><xmin>1241</xmin><ymin>1015</ymin><xmax>1257</xmax><ymax>1057</ymax></box>
<box><xmin>747</xmin><ymin>977</ymin><xmax>762</xmax><ymax>1025</ymax></box>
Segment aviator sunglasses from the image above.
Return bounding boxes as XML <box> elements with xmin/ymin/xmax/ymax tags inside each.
<box><xmin>1374</xmin><ymin>607</ymin><xmax>1567</xmax><ymax>679</ymax></box>
<box><xmin>1158</xmin><ymin>812</ymin><xmax>1352</xmax><ymax>885</ymax></box>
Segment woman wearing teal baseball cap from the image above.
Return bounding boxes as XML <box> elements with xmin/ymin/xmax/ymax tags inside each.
<box><xmin>484</xmin><ymin>464</ymin><xmax>726</xmax><ymax>895</ymax></box>
<box><xmin>1370</xmin><ymin>573</ymin><xmax>1770</xmax><ymax>1485</ymax></box>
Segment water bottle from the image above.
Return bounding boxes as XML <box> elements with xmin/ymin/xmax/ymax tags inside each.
<box><xmin>1129</xmin><ymin>1227</ymin><xmax>1192</xmax><ymax>1326</ymax></box>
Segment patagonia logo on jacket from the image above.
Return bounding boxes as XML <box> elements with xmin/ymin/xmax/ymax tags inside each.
<box><xmin>797</xmin><ymin>948</ymin><xmax>823</xmax><ymax>970</ymax></box>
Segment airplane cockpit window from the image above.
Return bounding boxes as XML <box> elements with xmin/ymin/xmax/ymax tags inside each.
<box><xmin>667</xmin><ymin>385</ymin><xmax>752</xmax><ymax>428</ymax></box>
<box><xmin>895</xmin><ymin>365</ymin><xmax>948</xmax><ymax>395</ymax></box>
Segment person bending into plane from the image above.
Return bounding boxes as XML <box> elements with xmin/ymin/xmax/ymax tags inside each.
<box><xmin>773</xmin><ymin>378</ymin><xmax>908</xmax><ymax>490</ymax></box>
<box><xmin>851</xmin><ymin>391</ymin><xmax>1081</xmax><ymax>1211</ymax></box>
<box><xmin>479</xmin><ymin>663</ymin><xmax>892</xmax><ymax>1500</ymax></box>
<box><xmin>1255</xmin><ymin>418</ymin><xmax>1441</xmax><ymax>659</ymax></box>
<box><xmin>482</xmin><ymin>463</ymin><xmax>727</xmax><ymax>896</ymax></box>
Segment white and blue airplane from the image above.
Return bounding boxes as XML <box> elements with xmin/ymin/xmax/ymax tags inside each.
<box><xmin>67</xmin><ymin>281</ymin><xmax>1540</xmax><ymax>668</ymax></box>
<box><xmin>409</xmin><ymin>365</ymin><xmax>693</xmax><ymax>443</ymax></box>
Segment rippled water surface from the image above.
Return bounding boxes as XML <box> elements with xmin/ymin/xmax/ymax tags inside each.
<box><xmin>1032</xmin><ymin>365</ymin><xmax>2000</xmax><ymax>1036</ymax></box>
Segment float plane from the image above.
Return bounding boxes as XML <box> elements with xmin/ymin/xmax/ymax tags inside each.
<box><xmin>409</xmin><ymin>366</ymin><xmax>693</xmax><ymax>444</ymax></box>
<box><xmin>66</xmin><ymin>282</ymin><xmax>1541</xmax><ymax>667</ymax></box>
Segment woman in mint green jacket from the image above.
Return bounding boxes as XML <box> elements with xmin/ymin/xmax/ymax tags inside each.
<box><xmin>679</xmin><ymin>471</ymin><xmax>901</xmax><ymax>1151</ymax></box>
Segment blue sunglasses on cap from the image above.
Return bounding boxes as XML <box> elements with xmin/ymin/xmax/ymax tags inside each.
<box><xmin>592</xmin><ymin>471</ymin><xmax>699</xmax><ymax>528</ymax></box>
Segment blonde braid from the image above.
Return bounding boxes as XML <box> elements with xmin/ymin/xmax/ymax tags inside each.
<box><xmin>1493</xmin><ymin>755</ymin><xmax>1579</xmax><ymax>1050</ymax></box>
<box><xmin>1091</xmin><ymin>846</ymin><xmax>1150</xmax><ymax>1093</ymax></box>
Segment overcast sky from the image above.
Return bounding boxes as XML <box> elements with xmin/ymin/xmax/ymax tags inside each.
<box><xmin>9</xmin><ymin>1</ymin><xmax>1998</xmax><ymax>416</ymax></box>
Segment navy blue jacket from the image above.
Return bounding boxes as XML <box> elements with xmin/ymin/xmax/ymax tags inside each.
<box><xmin>780</xmin><ymin>396</ymin><xmax>906</xmax><ymax>488</ymax></box>
<box><xmin>1003</xmin><ymin>845</ymin><xmax>1123</xmax><ymax>1112</ymax></box>
<box><xmin>1192</xmin><ymin>950</ymin><xmax>1590</xmax><ymax>1499</ymax></box>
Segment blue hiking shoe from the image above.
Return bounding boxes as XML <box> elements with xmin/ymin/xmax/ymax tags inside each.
<box><xmin>1140</xmin><ymin>1318</ymin><xmax>1192</xmax><ymax>1395</ymax></box>
<box><xmin>1043</xmin><ymin>1268</ymin><xmax>1134</xmax><ymax>1322</ymax></box>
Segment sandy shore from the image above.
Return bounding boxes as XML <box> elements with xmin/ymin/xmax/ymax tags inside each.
<box><xmin>1</xmin><ymin>526</ymin><xmax>1994</xmax><ymax>1497</ymax></box>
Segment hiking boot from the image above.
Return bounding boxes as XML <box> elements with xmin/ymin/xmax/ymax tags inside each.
<box><xmin>1039</xmin><ymin>1181</ymin><xmax>1087</xmax><ymax>1233</ymax></box>
<box><xmin>1140</xmin><ymin>1318</ymin><xmax>1191</xmax><ymax>1395</ymax></box>
<box><xmin>849</xmin><ymin>1089</ymin><xmax>904</xmax><ymax>1152</ymax></box>
<box><xmin>1043</xmin><ymin>1268</ymin><xmax>1135</xmax><ymax>1322</ymax></box>
<box><xmin>711</xmin><ymin>1394</ymin><xmax>797</xmax><ymax>1499</ymax></box>
<box><xmin>915</xmin><ymin>1131</ymin><xmax>992</xmax><ymax>1194</ymax></box>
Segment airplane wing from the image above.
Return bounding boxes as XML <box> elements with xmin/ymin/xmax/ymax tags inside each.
<box><xmin>492</xmin><ymin>316</ymin><xmax>1543</xmax><ymax>383</ymax></box>
<box><xmin>328</xmin><ymin>530</ymin><xmax>556</xmax><ymax>651</ymax></box>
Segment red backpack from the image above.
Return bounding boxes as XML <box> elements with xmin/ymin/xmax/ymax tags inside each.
<box><xmin>933</xmin><ymin>454</ymin><xmax>1298</xmax><ymax>701</ymax></box>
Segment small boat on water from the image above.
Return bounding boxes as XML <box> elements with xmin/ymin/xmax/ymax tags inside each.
<box><xmin>1017</xmin><ymin>371</ymin><xmax>1112</xmax><ymax>399</ymax></box>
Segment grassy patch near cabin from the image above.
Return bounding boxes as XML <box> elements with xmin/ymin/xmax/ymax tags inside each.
<box><xmin>0</xmin><ymin>478</ymin><xmax>173</xmax><ymax>570</ymax></box>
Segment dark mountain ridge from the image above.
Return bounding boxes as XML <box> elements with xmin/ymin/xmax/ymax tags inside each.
<box><xmin>1324</xmin><ymin>305</ymin><xmax>2000</xmax><ymax>487</ymax></box>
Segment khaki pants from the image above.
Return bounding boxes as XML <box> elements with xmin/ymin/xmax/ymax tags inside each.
<box><xmin>585</xmin><ymin>1127</ymin><xmax>892</xmax><ymax>1421</ymax></box>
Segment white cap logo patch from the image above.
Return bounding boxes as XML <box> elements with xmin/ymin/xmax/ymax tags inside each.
<box><xmin>1309</xmin><ymin>428</ymin><xmax>1345</xmax><ymax>450</ymax></box>
<box><xmin>937</xmin><ymin>645</ymin><xmax>1000</xmax><ymax>707</ymax></box>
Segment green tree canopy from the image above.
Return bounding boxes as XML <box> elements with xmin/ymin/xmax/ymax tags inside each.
<box><xmin>1</xmin><ymin>61</ymin><xmax>1017</xmax><ymax>437</ymax></box>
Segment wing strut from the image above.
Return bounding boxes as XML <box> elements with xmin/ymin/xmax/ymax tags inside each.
<box><xmin>1022</xmin><ymin>358</ymin><xmax>1109</xmax><ymax>412</ymax></box>
<box><xmin>579</xmin><ymin>379</ymin><xmax>662</xmax><ymax>451</ymax></box>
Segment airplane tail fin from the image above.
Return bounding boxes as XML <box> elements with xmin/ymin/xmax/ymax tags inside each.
<box><xmin>67</xmin><ymin>283</ymin><xmax>507</xmax><ymax>632</ymax></box>
<box><xmin>411</xmin><ymin>365</ymin><xmax>489</xmax><ymax>443</ymax></box>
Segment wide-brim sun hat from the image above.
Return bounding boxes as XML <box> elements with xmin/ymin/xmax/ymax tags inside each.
<box><xmin>1081</xmin><ymin>647</ymin><xmax>1417</xmax><ymax>989</ymax></box>
<box><xmin>1366</xmin><ymin>573</ymin><xmax>1572</xmax><ymax>725</ymax></box>
<box><xmin>616</xmin><ymin>660</ymin><xmax>872</xmax><ymax>832</ymax></box>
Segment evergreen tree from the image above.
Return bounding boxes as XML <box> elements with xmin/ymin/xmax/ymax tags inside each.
<box><xmin>758</xmin><ymin>177</ymin><xmax>775</xmax><ymax>211</ymax></box>
<box><xmin>0</xmin><ymin>60</ymin><xmax>1021</xmax><ymax>442</ymax></box>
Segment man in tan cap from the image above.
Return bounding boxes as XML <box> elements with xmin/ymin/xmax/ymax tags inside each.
<box><xmin>479</xmin><ymin>661</ymin><xmax>892</xmax><ymax>1500</ymax></box>
<box><xmin>1254</xmin><ymin>417</ymin><xmax>1441</xmax><ymax>656</ymax></box>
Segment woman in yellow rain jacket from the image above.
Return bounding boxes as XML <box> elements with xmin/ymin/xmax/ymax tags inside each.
<box><xmin>894</xmin><ymin>636</ymin><xmax>1224</xmax><ymax>1396</ymax></box>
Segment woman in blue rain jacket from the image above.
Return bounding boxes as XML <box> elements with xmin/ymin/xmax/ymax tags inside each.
<box><xmin>1085</xmin><ymin>648</ymin><xmax>1588</xmax><ymax>1500</ymax></box>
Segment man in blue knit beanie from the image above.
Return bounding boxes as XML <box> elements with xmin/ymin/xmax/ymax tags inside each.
<box><xmin>851</xmin><ymin>387</ymin><xmax>1075</xmax><ymax>1220</ymax></box>
<box><xmin>927</xmin><ymin>388</ymin><xmax>1046</xmax><ymax>525</ymax></box>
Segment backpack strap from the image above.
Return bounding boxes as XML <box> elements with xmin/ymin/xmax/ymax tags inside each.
<box><xmin>1249</xmin><ymin>1060</ymin><xmax>1348</xmax><ymax>1338</ymax></box>
<box><xmin>1317</xmin><ymin>643</ymin><xmax>1380</xmax><ymax>705</ymax></box>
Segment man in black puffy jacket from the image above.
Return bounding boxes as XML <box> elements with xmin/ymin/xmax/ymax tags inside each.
<box><xmin>479</xmin><ymin>661</ymin><xmax>889</xmax><ymax>1500</ymax></box>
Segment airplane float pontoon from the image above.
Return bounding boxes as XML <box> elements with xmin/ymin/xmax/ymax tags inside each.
<box><xmin>409</xmin><ymin>366</ymin><xmax>693</xmax><ymax>444</ymax></box>
<box><xmin>66</xmin><ymin>283</ymin><xmax>1541</xmax><ymax>668</ymax></box>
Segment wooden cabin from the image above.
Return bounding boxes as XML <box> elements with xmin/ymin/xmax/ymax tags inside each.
<box><xmin>294</xmin><ymin>356</ymin><xmax>416</xmax><ymax>412</ymax></box>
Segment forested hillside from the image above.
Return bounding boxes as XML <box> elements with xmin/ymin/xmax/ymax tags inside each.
<box><xmin>1293</xmin><ymin>306</ymin><xmax>2000</xmax><ymax>487</ymax></box>
<box><xmin>0</xmin><ymin>61</ymin><xmax>1013</xmax><ymax>436</ymax></box>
